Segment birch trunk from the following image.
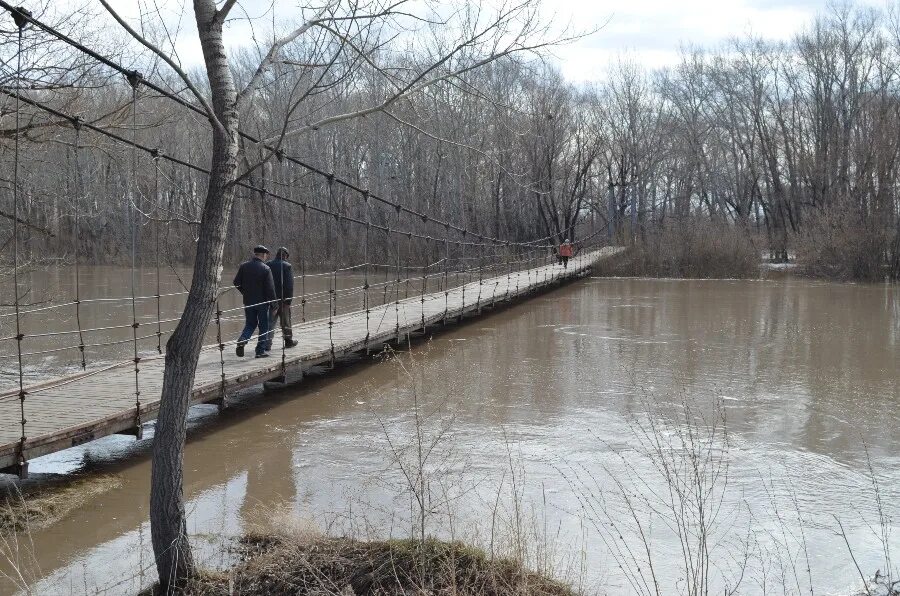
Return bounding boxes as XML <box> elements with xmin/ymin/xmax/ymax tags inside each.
<box><xmin>150</xmin><ymin>0</ymin><xmax>239</xmax><ymax>587</ymax></box>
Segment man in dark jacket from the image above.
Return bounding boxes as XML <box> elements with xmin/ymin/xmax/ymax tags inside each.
<box><xmin>266</xmin><ymin>247</ymin><xmax>298</xmax><ymax>349</ymax></box>
<box><xmin>233</xmin><ymin>245</ymin><xmax>276</xmax><ymax>358</ymax></box>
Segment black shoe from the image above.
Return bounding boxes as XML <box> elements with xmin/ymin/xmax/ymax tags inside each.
<box><xmin>236</xmin><ymin>343</ymin><xmax>245</xmax><ymax>357</ymax></box>
<box><xmin>285</xmin><ymin>339</ymin><xmax>298</xmax><ymax>348</ymax></box>
<box><xmin>256</xmin><ymin>352</ymin><xmax>270</xmax><ymax>358</ymax></box>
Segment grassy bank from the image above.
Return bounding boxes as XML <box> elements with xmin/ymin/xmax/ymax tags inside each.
<box><xmin>594</xmin><ymin>217</ymin><xmax>899</xmax><ymax>283</ymax></box>
<box><xmin>0</xmin><ymin>473</ymin><xmax>121</xmax><ymax>534</ymax></box>
<box><xmin>170</xmin><ymin>535</ymin><xmax>575</xmax><ymax>595</ymax></box>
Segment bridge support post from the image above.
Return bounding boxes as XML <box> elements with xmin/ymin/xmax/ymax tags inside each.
<box><xmin>117</xmin><ymin>425</ymin><xmax>144</xmax><ymax>440</ymax></box>
<box><xmin>1</xmin><ymin>460</ymin><xmax>28</xmax><ymax>479</ymax></box>
<box><xmin>214</xmin><ymin>394</ymin><xmax>228</xmax><ymax>412</ymax></box>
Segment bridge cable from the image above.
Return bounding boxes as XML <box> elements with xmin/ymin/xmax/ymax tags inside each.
<box><xmin>71</xmin><ymin>117</ymin><xmax>87</xmax><ymax>369</ymax></box>
<box><xmin>127</xmin><ymin>71</ymin><xmax>143</xmax><ymax>437</ymax></box>
<box><xmin>380</xmin><ymin>227</ymin><xmax>388</xmax><ymax>320</ymax></box>
<box><xmin>0</xmin><ymin>85</ymin><xmax>508</xmax><ymax>252</ymax></box>
<box><xmin>460</xmin><ymin>231</ymin><xmax>467</xmax><ymax>322</ymax></box>
<box><xmin>327</xmin><ymin>176</ymin><xmax>336</xmax><ymax>367</ymax></box>
<box><xmin>11</xmin><ymin>8</ymin><xmax>28</xmax><ymax>476</ymax></box>
<box><xmin>420</xmin><ymin>236</ymin><xmax>428</xmax><ymax>331</ymax></box>
<box><xmin>300</xmin><ymin>205</ymin><xmax>307</xmax><ymax>324</ymax></box>
<box><xmin>443</xmin><ymin>224</ymin><xmax>450</xmax><ymax>323</ymax></box>
<box><xmin>363</xmin><ymin>190</ymin><xmax>370</xmax><ymax>351</ymax></box>
<box><xmin>153</xmin><ymin>151</ymin><xmax>163</xmax><ymax>354</ymax></box>
<box><xmin>476</xmin><ymin>240</ymin><xmax>484</xmax><ymax>313</ymax></box>
<box><xmin>215</xmin><ymin>296</ymin><xmax>226</xmax><ymax>407</ymax></box>
<box><xmin>404</xmin><ymin>232</ymin><xmax>411</xmax><ymax>301</ymax></box>
<box><xmin>279</xmin><ymin>246</ymin><xmax>287</xmax><ymax>382</ymax></box>
<box><xmin>0</xmin><ymin>2</ymin><xmax>569</xmax><ymax>250</ymax></box>
<box><xmin>394</xmin><ymin>206</ymin><xmax>401</xmax><ymax>343</ymax></box>
<box><xmin>505</xmin><ymin>243</ymin><xmax>511</xmax><ymax>302</ymax></box>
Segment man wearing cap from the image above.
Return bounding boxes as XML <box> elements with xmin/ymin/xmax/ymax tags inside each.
<box><xmin>266</xmin><ymin>247</ymin><xmax>298</xmax><ymax>350</ymax></box>
<box><xmin>233</xmin><ymin>245</ymin><xmax>276</xmax><ymax>358</ymax></box>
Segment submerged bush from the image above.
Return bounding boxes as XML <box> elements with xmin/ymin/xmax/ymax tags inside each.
<box><xmin>795</xmin><ymin>206</ymin><xmax>896</xmax><ymax>282</ymax></box>
<box><xmin>595</xmin><ymin>221</ymin><xmax>760</xmax><ymax>279</ymax></box>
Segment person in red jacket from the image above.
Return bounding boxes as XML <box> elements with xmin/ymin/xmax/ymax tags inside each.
<box><xmin>558</xmin><ymin>239</ymin><xmax>574</xmax><ymax>268</ymax></box>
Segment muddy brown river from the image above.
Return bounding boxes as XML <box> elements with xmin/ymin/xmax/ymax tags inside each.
<box><xmin>1</xmin><ymin>270</ymin><xmax>899</xmax><ymax>595</ymax></box>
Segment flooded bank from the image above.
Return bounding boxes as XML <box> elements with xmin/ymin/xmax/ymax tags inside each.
<box><xmin>2</xmin><ymin>274</ymin><xmax>899</xmax><ymax>594</ymax></box>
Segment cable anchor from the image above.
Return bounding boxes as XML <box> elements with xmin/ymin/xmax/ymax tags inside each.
<box><xmin>10</xmin><ymin>6</ymin><xmax>31</xmax><ymax>30</ymax></box>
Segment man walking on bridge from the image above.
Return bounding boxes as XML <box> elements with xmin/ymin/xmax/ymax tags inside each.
<box><xmin>266</xmin><ymin>247</ymin><xmax>298</xmax><ymax>350</ymax></box>
<box><xmin>233</xmin><ymin>245</ymin><xmax>276</xmax><ymax>358</ymax></box>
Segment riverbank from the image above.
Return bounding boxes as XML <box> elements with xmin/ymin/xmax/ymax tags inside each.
<box><xmin>594</xmin><ymin>223</ymin><xmax>897</xmax><ymax>282</ymax></box>
<box><xmin>593</xmin><ymin>243</ymin><xmax>896</xmax><ymax>283</ymax></box>
<box><xmin>151</xmin><ymin>534</ymin><xmax>575</xmax><ymax>595</ymax></box>
<box><xmin>0</xmin><ymin>473</ymin><xmax>121</xmax><ymax>534</ymax></box>
<box><xmin>594</xmin><ymin>224</ymin><xmax>761</xmax><ymax>279</ymax></box>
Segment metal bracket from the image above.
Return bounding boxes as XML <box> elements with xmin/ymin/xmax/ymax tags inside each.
<box><xmin>1</xmin><ymin>460</ymin><xmax>27</xmax><ymax>479</ymax></box>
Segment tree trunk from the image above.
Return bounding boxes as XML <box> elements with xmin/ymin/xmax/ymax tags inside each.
<box><xmin>150</xmin><ymin>0</ymin><xmax>240</xmax><ymax>589</ymax></box>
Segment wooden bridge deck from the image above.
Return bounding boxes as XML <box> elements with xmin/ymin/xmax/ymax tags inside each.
<box><xmin>0</xmin><ymin>248</ymin><xmax>619</xmax><ymax>474</ymax></box>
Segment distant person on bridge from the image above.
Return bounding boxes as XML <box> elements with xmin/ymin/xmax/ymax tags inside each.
<box><xmin>266</xmin><ymin>247</ymin><xmax>298</xmax><ymax>350</ymax></box>
<box><xmin>558</xmin><ymin>239</ymin><xmax>577</xmax><ymax>268</ymax></box>
<box><xmin>233</xmin><ymin>245</ymin><xmax>276</xmax><ymax>358</ymax></box>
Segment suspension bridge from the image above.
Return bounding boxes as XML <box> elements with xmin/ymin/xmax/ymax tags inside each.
<box><xmin>0</xmin><ymin>248</ymin><xmax>617</xmax><ymax>477</ymax></box>
<box><xmin>0</xmin><ymin>5</ymin><xmax>620</xmax><ymax>477</ymax></box>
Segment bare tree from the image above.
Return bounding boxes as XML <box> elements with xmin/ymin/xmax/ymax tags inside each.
<box><xmin>92</xmin><ymin>0</ymin><xmax>565</xmax><ymax>586</ymax></box>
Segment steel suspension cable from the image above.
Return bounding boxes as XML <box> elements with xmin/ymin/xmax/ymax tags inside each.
<box><xmin>459</xmin><ymin>231</ymin><xmax>467</xmax><ymax>322</ymax></box>
<box><xmin>394</xmin><ymin>207</ymin><xmax>401</xmax><ymax>342</ymax></box>
<box><xmin>404</xmin><ymin>232</ymin><xmax>411</xmax><ymax>301</ymax></box>
<box><xmin>215</xmin><ymin>297</ymin><xmax>226</xmax><ymax>408</ymax></box>
<box><xmin>0</xmin><ymin>2</ymin><xmax>567</xmax><ymax>251</ymax></box>
<box><xmin>300</xmin><ymin>205</ymin><xmax>307</xmax><ymax>324</ymax></box>
<box><xmin>327</xmin><ymin>177</ymin><xmax>336</xmax><ymax>366</ymax></box>
<box><xmin>363</xmin><ymin>191</ymin><xmax>370</xmax><ymax>350</ymax></box>
<box><xmin>126</xmin><ymin>72</ymin><xmax>143</xmax><ymax>437</ymax></box>
<box><xmin>279</xmin><ymin>248</ymin><xmax>286</xmax><ymax>381</ymax></box>
<box><xmin>0</xmin><ymin>86</ymin><xmax>499</xmax><ymax>251</ymax></box>
<box><xmin>71</xmin><ymin>118</ymin><xmax>87</xmax><ymax>369</ymax></box>
<box><xmin>153</xmin><ymin>151</ymin><xmax>162</xmax><ymax>354</ymax></box>
<box><xmin>505</xmin><ymin>243</ymin><xmax>512</xmax><ymax>302</ymax></box>
<box><xmin>476</xmin><ymin>239</ymin><xmax>483</xmax><ymax>313</ymax></box>
<box><xmin>443</xmin><ymin>224</ymin><xmax>449</xmax><ymax>323</ymax></box>
<box><xmin>11</xmin><ymin>10</ymin><xmax>28</xmax><ymax>477</ymax></box>
<box><xmin>420</xmin><ymin>236</ymin><xmax>428</xmax><ymax>331</ymax></box>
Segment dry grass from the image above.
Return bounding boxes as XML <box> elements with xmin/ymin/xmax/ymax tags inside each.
<box><xmin>178</xmin><ymin>534</ymin><xmax>576</xmax><ymax>596</ymax></box>
<box><xmin>596</xmin><ymin>221</ymin><xmax>761</xmax><ymax>279</ymax></box>
<box><xmin>0</xmin><ymin>473</ymin><xmax>122</xmax><ymax>535</ymax></box>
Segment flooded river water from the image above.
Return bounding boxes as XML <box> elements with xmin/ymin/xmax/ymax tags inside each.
<box><xmin>1</xmin><ymin>272</ymin><xmax>899</xmax><ymax>594</ymax></box>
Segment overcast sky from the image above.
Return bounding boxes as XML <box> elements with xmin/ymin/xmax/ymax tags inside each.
<box><xmin>552</xmin><ymin>0</ymin><xmax>882</xmax><ymax>81</ymax></box>
<box><xmin>105</xmin><ymin>0</ymin><xmax>883</xmax><ymax>82</ymax></box>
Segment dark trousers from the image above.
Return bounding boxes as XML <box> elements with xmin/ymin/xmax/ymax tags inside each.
<box><xmin>268</xmin><ymin>302</ymin><xmax>293</xmax><ymax>349</ymax></box>
<box><xmin>238</xmin><ymin>304</ymin><xmax>271</xmax><ymax>355</ymax></box>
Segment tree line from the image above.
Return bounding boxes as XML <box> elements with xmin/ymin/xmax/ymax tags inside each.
<box><xmin>5</xmin><ymin>4</ymin><xmax>900</xmax><ymax>281</ymax></box>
